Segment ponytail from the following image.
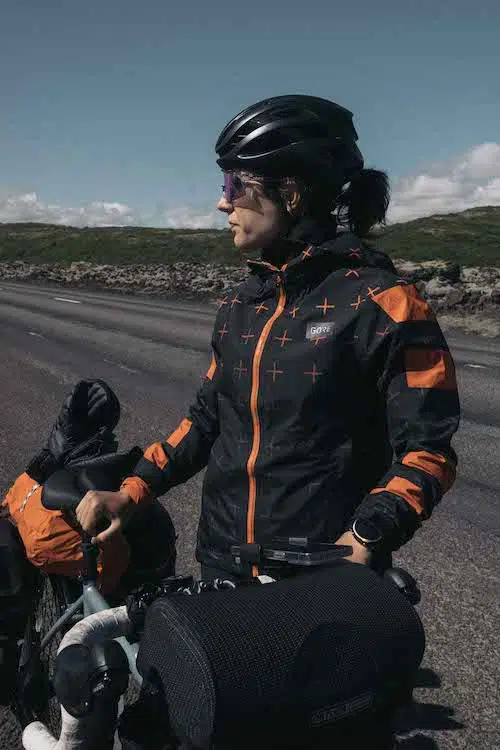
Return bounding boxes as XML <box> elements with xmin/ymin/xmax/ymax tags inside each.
<box><xmin>335</xmin><ymin>168</ymin><xmax>390</xmax><ymax>237</ymax></box>
<box><xmin>260</xmin><ymin>161</ymin><xmax>391</xmax><ymax>238</ymax></box>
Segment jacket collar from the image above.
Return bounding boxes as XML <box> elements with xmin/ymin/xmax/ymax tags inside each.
<box><xmin>247</xmin><ymin>216</ymin><xmax>347</xmax><ymax>280</ymax></box>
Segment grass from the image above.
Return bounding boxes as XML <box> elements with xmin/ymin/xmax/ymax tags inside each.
<box><xmin>0</xmin><ymin>206</ymin><xmax>499</xmax><ymax>267</ymax></box>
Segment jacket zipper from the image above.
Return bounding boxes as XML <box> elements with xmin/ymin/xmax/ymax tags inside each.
<box><xmin>246</xmin><ymin>267</ymin><xmax>288</xmax><ymax>577</ymax></box>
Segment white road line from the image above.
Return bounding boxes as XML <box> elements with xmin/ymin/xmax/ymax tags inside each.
<box><xmin>117</xmin><ymin>363</ymin><xmax>140</xmax><ymax>374</ymax></box>
<box><xmin>29</xmin><ymin>332</ymin><xmax>44</xmax><ymax>338</ymax></box>
<box><xmin>465</xmin><ymin>363</ymin><xmax>486</xmax><ymax>369</ymax></box>
<box><xmin>53</xmin><ymin>297</ymin><xmax>81</xmax><ymax>304</ymax></box>
<box><xmin>104</xmin><ymin>358</ymin><xmax>140</xmax><ymax>374</ymax></box>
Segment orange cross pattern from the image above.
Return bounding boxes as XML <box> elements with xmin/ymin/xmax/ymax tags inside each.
<box><xmin>345</xmin><ymin>269</ymin><xmax>360</xmax><ymax>278</ymax></box>
<box><xmin>304</xmin><ymin>364</ymin><xmax>323</xmax><ymax>384</ymax></box>
<box><xmin>241</xmin><ymin>330</ymin><xmax>255</xmax><ymax>344</ymax></box>
<box><xmin>316</xmin><ymin>298</ymin><xmax>336</xmax><ymax>316</ymax></box>
<box><xmin>376</xmin><ymin>326</ymin><xmax>391</xmax><ymax>337</ymax></box>
<box><xmin>349</xmin><ymin>248</ymin><xmax>361</xmax><ymax>259</ymax></box>
<box><xmin>274</xmin><ymin>330</ymin><xmax>292</xmax><ymax>348</ymax></box>
<box><xmin>218</xmin><ymin>323</ymin><xmax>229</xmax><ymax>339</ymax></box>
<box><xmin>350</xmin><ymin>295</ymin><xmax>366</xmax><ymax>311</ymax></box>
<box><xmin>217</xmin><ymin>297</ymin><xmax>228</xmax><ymax>308</ymax></box>
<box><xmin>311</xmin><ymin>337</ymin><xmax>327</xmax><ymax>346</ymax></box>
<box><xmin>266</xmin><ymin>362</ymin><xmax>284</xmax><ymax>382</ymax></box>
<box><xmin>367</xmin><ymin>286</ymin><xmax>381</xmax><ymax>297</ymax></box>
<box><xmin>233</xmin><ymin>360</ymin><xmax>248</xmax><ymax>378</ymax></box>
<box><xmin>255</xmin><ymin>302</ymin><xmax>269</xmax><ymax>315</ymax></box>
<box><xmin>231</xmin><ymin>295</ymin><xmax>242</xmax><ymax>308</ymax></box>
<box><xmin>302</xmin><ymin>247</ymin><xmax>313</xmax><ymax>259</ymax></box>
<box><xmin>289</xmin><ymin>305</ymin><xmax>301</xmax><ymax>318</ymax></box>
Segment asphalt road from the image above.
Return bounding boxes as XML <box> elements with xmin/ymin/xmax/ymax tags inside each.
<box><xmin>0</xmin><ymin>281</ymin><xmax>499</xmax><ymax>750</ymax></box>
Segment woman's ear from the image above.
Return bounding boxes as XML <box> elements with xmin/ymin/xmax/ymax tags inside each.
<box><xmin>287</xmin><ymin>190</ymin><xmax>302</xmax><ymax>215</ymax></box>
<box><xmin>281</xmin><ymin>178</ymin><xmax>303</xmax><ymax>217</ymax></box>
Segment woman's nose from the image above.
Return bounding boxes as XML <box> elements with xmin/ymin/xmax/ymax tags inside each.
<box><xmin>217</xmin><ymin>194</ymin><xmax>232</xmax><ymax>212</ymax></box>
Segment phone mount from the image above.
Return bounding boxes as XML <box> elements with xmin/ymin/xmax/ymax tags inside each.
<box><xmin>230</xmin><ymin>537</ymin><xmax>352</xmax><ymax>575</ymax></box>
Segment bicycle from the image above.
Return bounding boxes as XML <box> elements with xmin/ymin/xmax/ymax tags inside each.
<box><xmin>13</xmin><ymin>449</ymin><xmax>171</xmax><ymax>743</ymax></box>
<box><xmin>15</xmin><ymin>461</ymin><xmax>423</xmax><ymax>750</ymax></box>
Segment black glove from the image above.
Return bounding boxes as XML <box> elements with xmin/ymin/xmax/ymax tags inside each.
<box><xmin>47</xmin><ymin>379</ymin><xmax>120</xmax><ymax>460</ymax></box>
<box><xmin>25</xmin><ymin>379</ymin><xmax>120</xmax><ymax>483</ymax></box>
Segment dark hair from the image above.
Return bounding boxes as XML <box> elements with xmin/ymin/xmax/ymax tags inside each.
<box><xmin>260</xmin><ymin>165</ymin><xmax>390</xmax><ymax>238</ymax></box>
<box><xmin>334</xmin><ymin>168</ymin><xmax>390</xmax><ymax>236</ymax></box>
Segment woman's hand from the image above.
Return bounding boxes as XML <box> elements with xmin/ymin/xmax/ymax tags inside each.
<box><xmin>335</xmin><ymin>530</ymin><xmax>371</xmax><ymax>565</ymax></box>
<box><xmin>76</xmin><ymin>489</ymin><xmax>134</xmax><ymax>545</ymax></box>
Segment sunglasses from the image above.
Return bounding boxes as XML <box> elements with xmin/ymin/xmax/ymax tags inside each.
<box><xmin>222</xmin><ymin>172</ymin><xmax>293</xmax><ymax>203</ymax></box>
<box><xmin>221</xmin><ymin>172</ymin><xmax>256</xmax><ymax>203</ymax></box>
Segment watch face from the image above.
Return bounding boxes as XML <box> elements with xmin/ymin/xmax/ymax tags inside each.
<box><xmin>353</xmin><ymin>518</ymin><xmax>383</xmax><ymax>545</ymax></box>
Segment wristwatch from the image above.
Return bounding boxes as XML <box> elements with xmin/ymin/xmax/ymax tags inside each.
<box><xmin>350</xmin><ymin>517</ymin><xmax>384</xmax><ymax>550</ymax></box>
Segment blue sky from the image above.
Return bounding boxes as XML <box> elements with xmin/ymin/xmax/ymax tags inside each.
<box><xmin>1</xmin><ymin>0</ymin><xmax>500</xmax><ymax>226</ymax></box>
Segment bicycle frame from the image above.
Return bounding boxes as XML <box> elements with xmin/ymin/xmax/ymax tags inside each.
<box><xmin>39</xmin><ymin>579</ymin><xmax>142</xmax><ymax>687</ymax></box>
<box><xmin>21</xmin><ymin>534</ymin><xmax>145</xmax><ymax>750</ymax></box>
<box><xmin>48</xmin><ymin>531</ymin><xmax>142</xmax><ymax>685</ymax></box>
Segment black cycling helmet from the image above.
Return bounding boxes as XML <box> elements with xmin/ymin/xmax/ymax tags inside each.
<box><xmin>215</xmin><ymin>94</ymin><xmax>364</xmax><ymax>181</ymax></box>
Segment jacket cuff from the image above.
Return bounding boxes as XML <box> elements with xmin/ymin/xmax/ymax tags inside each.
<box><xmin>121</xmin><ymin>476</ymin><xmax>153</xmax><ymax>505</ymax></box>
<box><xmin>352</xmin><ymin>492</ymin><xmax>422</xmax><ymax>552</ymax></box>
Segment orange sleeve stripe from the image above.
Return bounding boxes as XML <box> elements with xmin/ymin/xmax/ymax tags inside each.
<box><xmin>405</xmin><ymin>348</ymin><xmax>457</xmax><ymax>390</ymax></box>
<box><xmin>206</xmin><ymin>354</ymin><xmax>217</xmax><ymax>380</ymax></box>
<box><xmin>141</xmin><ymin>418</ymin><xmax>193</xmax><ymax>478</ymax></box>
<box><xmin>371</xmin><ymin>476</ymin><xmax>425</xmax><ymax>516</ymax></box>
<box><xmin>402</xmin><ymin>451</ymin><xmax>456</xmax><ymax>493</ymax></box>
<box><xmin>166</xmin><ymin>417</ymin><xmax>193</xmax><ymax>449</ymax></box>
<box><xmin>372</xmin><ymin>285</ymin><xmax>436</xmax><ymax>323</ymax></box>
<box><xmin>121</xmin><ymin>476</ymin><xmax>153</xmax><ymax>505</ymax></box>
<box><xmin>144</xmin><ymin>442</ymin><xmax>170</xmax><ymax>470</ymax></box>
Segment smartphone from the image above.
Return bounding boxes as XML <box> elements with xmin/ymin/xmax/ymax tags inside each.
<box><xmin>261</xmin><ymin>538</ymin><xmax>352</xmax><ymax>566</ymax></box>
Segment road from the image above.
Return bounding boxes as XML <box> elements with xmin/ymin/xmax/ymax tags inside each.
<box><xmin>0</xmin><ymin>281</ymin><xmax>499</xmax><ymax>749</ymax></box>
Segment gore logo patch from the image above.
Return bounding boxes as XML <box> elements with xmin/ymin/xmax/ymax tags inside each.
<box><xmin>306</xmin><ymin>321</ymin><xmax>335</xmax><ymax>340</ymax></box>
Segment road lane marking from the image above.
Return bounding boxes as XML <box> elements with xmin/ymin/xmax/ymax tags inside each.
<box><xmin>29</xmin><ymin>332</ymin><xmax>45</xmax><ymax>338</ymax></box>
<box><xmin>465</xmin><ymin>363</ymin><xmax>486</xmax><ymax>369</ymax></box>
<box><xmin>53</xmin><ymin>297</ymin><xmax>81</xmax><ymax>304</ymax></box>
<box><xmin>104</xmin><ymin>358</ymin><xmax>140</xmax><ymax>374</ymax></box>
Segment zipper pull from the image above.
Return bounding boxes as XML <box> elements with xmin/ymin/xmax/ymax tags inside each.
<box><xmin>276</xmin><ymin>270</ymin><xmax>286</xmax><ymax>285</ymax></box>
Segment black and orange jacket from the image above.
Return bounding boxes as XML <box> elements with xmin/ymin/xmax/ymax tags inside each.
<box><xmin>121</xmin><ymin>220</ymin><xmax>460</xmax><ymax>574</ymax></box>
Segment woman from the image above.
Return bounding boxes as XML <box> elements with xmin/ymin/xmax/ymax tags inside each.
<box><xmin>76</xmin><ymin>94</ymin><xmax>460</xmax><ymax>581</ymax></box>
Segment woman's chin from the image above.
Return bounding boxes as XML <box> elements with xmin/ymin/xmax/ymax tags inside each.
<box><xmin>233</xmin><ymin>233</ymin><xmax>254</xmax><ymax>253</ymax></box>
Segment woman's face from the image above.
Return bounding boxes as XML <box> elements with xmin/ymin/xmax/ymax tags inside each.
<box><xmin>217</xmin><ymin>172</ymin><xmax>288</xmax><ymax>254</ymax></box>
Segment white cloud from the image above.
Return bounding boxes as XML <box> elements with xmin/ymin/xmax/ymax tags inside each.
<box><xmin>0</xmin><ymin>191</ymin><xmax>141</xmax><ymax>227</ymax></box>
<box><xmin>147</xmin><ymin>205</ymin><xmax>225</xmax><ymax>229</ymax></box>
<box><xmin>388</xmin><ymin>142</ymin><xmax>500</xmax><ymax>223</ymax></box>
<box><xmin>0</xmin><ymin>190</ymin><xmax>226</xmax><ymax>229</ymax></box>
<box><xmin>1</xmin><ymin>143</ymin><xmax>499</xmax><ymax>228</ymax></box>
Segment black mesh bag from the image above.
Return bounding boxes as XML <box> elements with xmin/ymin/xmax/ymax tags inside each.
<box><xmin>136</xmin><ymin>562</ymin><xmax>425</xmax><ymax>749</ymax></box>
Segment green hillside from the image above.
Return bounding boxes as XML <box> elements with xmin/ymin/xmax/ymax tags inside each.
<box><xmin>0</xmin><ymin>205</ymin><xmax>499</xmax><ymax>266</ymax></box>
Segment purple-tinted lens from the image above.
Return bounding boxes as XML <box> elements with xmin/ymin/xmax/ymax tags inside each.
<box><xmin>223</xmin><ymin>173</ymin><xmax>246</xmax><ymax>203</ymax></box>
